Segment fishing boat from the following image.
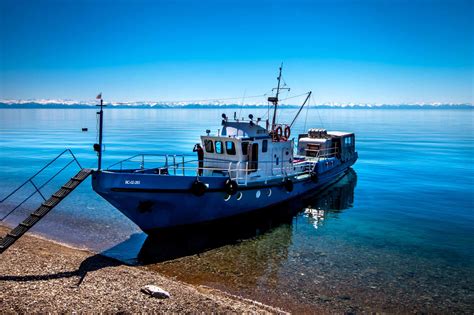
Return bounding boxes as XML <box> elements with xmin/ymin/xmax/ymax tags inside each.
<box><xmin>91</xmin><ymin>66</ymin><xmax>358</xmax><ymax>234</ymax></box>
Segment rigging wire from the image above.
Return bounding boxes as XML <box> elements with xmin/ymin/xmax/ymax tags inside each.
<box><xmin>314</xmin><ymin>93</ymin><xmax>324</xmax><ymax>128</ymax></box>
<box><xmin>303</xmin><ymin>94</ymin><xmax>311</xmax><ymax>132</ymax></box>
<box><xmin>282</xmin><ymin>87</ymin><xmax>291</xmax><ymax>102</ymax></box>
<box><xmin>267</xmin><ymin>100</ymin><xmax>270</xmax><ymax>127</ymax></box>
<box><xmin>279</xmin><ymin>92</ymin><xmax>311</xmax><ymax>102</ymax></box>
<box><xmin>238</xmin><ymin>89</ymin><xmax>247</xmax><ymax>118</ymax></box>
<box><xmin>159</xmin><ymin>93</ymin><xmax>267</xmax><ymax>104</ymax></box>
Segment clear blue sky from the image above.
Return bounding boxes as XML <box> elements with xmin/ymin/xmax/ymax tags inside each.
<box><xmin>1</xmin><ymin>0</ymin><xmax>472</xmax><ymax>104</ymax></box>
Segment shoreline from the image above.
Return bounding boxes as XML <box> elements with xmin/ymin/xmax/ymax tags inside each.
<box><xmin>0</xmin><ymin>225</ymin><xmax>284</xmax><ymax>313</ymax></box>
<box><xmin>2</xmin><ymin>221</ymin><xmax>473</xmax><ymax>313</ymax></box>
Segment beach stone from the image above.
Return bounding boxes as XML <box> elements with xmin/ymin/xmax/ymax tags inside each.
<box><xmin>141</xmin><ymin>285</ymin><xmax>170</xmax><ymax>299</ymax></box>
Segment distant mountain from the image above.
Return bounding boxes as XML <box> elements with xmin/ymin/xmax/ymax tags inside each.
<box><xmin>0</xmin><ymin>99</ymin><xmax>472</xmax><ymax>109</ymax></box>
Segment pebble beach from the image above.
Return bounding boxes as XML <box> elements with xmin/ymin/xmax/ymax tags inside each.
<box><xmin>0</xmin><ymin>225</ymin><xmax>282</xmax><ymax>313</ymax></box>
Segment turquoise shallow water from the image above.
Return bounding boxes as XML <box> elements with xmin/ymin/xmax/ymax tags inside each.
<box><xmin>0</xmin><ymin>108</ymin><xmax>473</xmax><ymax>312</ymax></box>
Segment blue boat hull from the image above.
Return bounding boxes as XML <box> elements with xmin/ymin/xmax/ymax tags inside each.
<box><xmin>92</xmin><ymin>156</ymin><xmax>357</xmax><ymax>233</ymax></box>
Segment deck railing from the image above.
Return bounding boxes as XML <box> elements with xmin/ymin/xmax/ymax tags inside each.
<box><xmin>107</xmin><ymin>154</ymin><xmax>196</xmax><ymax>172</ymax></box>
<box><xmin>107</xmin><ymin>144</ymin><xmax>338</xmax><ymax>172</ymax></box>
<box><xmin>304</xmin><ymin>147</ymin><xmax>339</xmax><ymax>161</ymax></box>
<box><xmin>106</xmin><ymin>153</ymin><xmax>318</xmax><ymax>185</ymax></box>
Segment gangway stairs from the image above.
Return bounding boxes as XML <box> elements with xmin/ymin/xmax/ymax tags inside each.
<box><xmin>0</xmin><ymin>150</ymin><xmax>91</xmax><ymax>254</ymax></box>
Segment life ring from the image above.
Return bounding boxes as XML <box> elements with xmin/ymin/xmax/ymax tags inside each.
<box><xmin>274</xmin><ymin>125</ymin><xmax>283</xmax><ymax>138</ymax></box>
<box><xmin>191</xmin><ymin>180</ymin><xmax>207</xmax><ymax>196</ymax></box>
<box><xmin>284</xmin><ymin>178</ymin><xmax>294</xmax><ymax>192</ymax></box>
<box><xmin>284</xmin><ymin>125</ymin><xmax>291</xmax><ymax>139</ymax></box>
<box><xmin>224</xmin><ymin>179</ymin><xmax>238</xmax><ymax>195</ymax></box>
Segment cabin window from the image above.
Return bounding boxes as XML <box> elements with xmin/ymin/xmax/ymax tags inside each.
<box><xmin>204</xmin><ymin>139</ymin><xmax>214</xmax><ymax>153</ymax></box>
<box><xmin>241</xmin><ymin>142</ymin><xmax>249</xmax><ymax>155</ymax></box>
<box><xmin>346</xmin><ymin>136</ymin><xmax>355</xmax><ymax>153</ymax></box>
<box><xmin>215</xmin><ymin>141</ymin><xmax>224</xmax><ymax>154</ymax></box>
<box><xmin>262</xmin><ymin>140</ymin><xmax>268</xmax><ymax>153</ymax></box>
<box><xmin>344</xmin><ymin>137</ymin><xmax>353</xmax><ymax>145</ymax></box>
<box><xmin>226</xmin><ymin>141</ymin><xmax>236</xmax><ymax>155</ymax></box>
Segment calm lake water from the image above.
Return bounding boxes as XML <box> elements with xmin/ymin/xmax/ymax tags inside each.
<box><xmin>0</xmin><ymin>108</ymin><xmax>473</xmax><ymax>312</ymax></box>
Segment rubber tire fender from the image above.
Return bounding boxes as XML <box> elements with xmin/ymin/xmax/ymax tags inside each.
<box><xmin>310</xmin><ymin>172</ymin><xmax>318</xmax><ymax>182</ymax></box>
<box><xmin>225</xmin><ymin>179</ymin><xmax>238</xmax><ymax>195</ymax></box>
<box><xmin>191</xmin><ymin>180</ymin><xmax>207</xmax><ymax>196</ymax></box>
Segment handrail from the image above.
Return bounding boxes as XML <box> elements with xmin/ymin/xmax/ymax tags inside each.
<box><xmin>0</xmin><ymin>149</ymin><xmax>83</xmax><ymax>222</ymax></box>
<box><xmin>107</xmin><ymin>153</ymin><xmax>195</xmax><ymax>170</ymax></box>
<box><xmin>144</xmin><ymin>160</ymin><xmax>314</xmax><ymax>180</ymax></box>
<box><xmin>106</xmin><ymin>150</ymin><xmax>337</xmax><ymax>171</ymax></box>
<box><xmin>104</xmin><ymin>148</ymin><xmax>336</xmax><ymax>182</ymax></box>
<box><xmin>0</xmin><ymin>149</ymin><xmax>81</xmax><ymax>203</ymax></box>
<box><xmin>120</xmin><ymin>159</ymin><xmax>313</xmax><ymax>180</ymax></box>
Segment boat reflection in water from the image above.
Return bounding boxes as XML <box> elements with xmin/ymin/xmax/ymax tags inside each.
<box><xmin>302</xmin><ymin>169</ymin><xmax>356</xmax><ymax>230</ymax></box>
<box><xmin>137</xmin><ymin>169</ymin><xmax>357</xmax><ymax>264</ymax></box>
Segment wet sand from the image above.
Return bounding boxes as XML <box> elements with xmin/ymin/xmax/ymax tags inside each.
<box><xmin>0</xmin><ymin>226</ymin><xmax>283</xmax><ymax>313</ymax></box>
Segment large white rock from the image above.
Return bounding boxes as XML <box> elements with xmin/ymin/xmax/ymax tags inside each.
<box><xmin>141</xmin><ymin>285</ymin><xmax>170</xmax><ymax>299</ymax></box>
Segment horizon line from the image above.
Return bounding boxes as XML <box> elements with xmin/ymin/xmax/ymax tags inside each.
<box><xmin>0</xmin><ymin>99</ymin><xmax>473</xmax><ymax>107</ymax></box>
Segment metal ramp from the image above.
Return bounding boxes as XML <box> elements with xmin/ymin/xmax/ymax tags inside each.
<box><xmin>0</xmin><ymin>150</ymin><xmax>91</xmax><ymax>254</ymax></box>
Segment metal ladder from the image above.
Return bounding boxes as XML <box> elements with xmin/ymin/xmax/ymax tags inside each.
<box><xmin>0</xmin><ymin>150</ymin><xmax>91</xmax><ymax>254</ymax></box>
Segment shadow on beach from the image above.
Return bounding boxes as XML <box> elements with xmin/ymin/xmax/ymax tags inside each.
<box><xmin>0</xmin><ymin>253</ymin><xmax>122</xmax><ymax>286</ymax></box>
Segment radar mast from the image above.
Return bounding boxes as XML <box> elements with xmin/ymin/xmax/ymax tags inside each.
<box><xmin>268</xmin><ymin>64</ymin><xmax>290</xmax><ymax>131</ymax></box>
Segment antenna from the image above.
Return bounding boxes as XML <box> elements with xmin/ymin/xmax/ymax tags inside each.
<box><xmin>268</xmin><ymin>63</ymin><xmax>290</xmax><ymax>130</ymax></box>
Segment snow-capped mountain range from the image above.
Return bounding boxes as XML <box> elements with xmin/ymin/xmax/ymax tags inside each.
<box><xmin>0</xmin><ymin>99</ymin><xmax>472</xmax><ymax>109</ymax></box>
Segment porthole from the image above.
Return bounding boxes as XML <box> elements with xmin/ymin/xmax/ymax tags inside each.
<box><xmin>267</xmin><ymin>189</ymin><xmax>272</xmax><ymax>197</ymax></box>
<box><xmin>236</xmin><ymin>192</ymin><xmax>243</xmax><ymax>200</ymax></box>
<box><xmin>256</xmin><ymin>190</ymin><xmax>261</xmax><ymax>198</ymax></box>
<box><xmin>224</xmin><ymin>194</ymin><xmax>231</xmax><ymax>201</ymax></box>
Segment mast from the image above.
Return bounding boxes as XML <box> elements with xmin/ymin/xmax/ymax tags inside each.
<box><xmin>268</xmin><ymin>64</ymin><xmax>290</xmax><ymax>130</ymax></box>
<box><xmin>271</xmin><ymin>65</ymin><xmax>282</xmax><ymax>129</ymax></box>
<box><xmin>94</xmin><ymin>93</ymin><xmax>105</xmax><ymax>171</ymax></box>
<box><xmin>98</xmin><ymin>99</ymin><xmax>104</xmax><ymax>170</ymax></box>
